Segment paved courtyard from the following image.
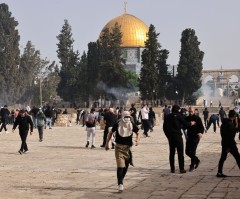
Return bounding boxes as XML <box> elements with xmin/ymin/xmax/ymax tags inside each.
<box><xmin>0</xmin><ymin>120</ymin><xmax>240</xmax><ymax>199</ymax></box>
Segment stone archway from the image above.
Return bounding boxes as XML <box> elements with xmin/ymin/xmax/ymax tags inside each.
<box><xmin>202</xmin><ymin>68</ymin><xmax>240</xmax><ymax>97</ymax></box>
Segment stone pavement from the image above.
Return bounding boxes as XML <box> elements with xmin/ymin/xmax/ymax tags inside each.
<box><xmin>0</xmin><ymin>122</ymin><xmax>240</xmax><ymax>199</ymax></box>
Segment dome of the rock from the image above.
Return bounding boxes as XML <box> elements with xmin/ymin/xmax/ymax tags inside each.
<box><xmin>100</xmin><ymin>13</ymin><xmax>148</xmax><ymax>47</ymax></box>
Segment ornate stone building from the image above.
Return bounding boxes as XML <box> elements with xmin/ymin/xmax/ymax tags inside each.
<box><xmin>99</xmin><ymin>11</ymin><xmax>148</xmax><ymax>75</ymax></box>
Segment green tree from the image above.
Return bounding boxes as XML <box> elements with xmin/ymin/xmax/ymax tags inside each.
<box><xmin>156</xmin><ymin>49</ymin><xmax>170</xmax><ymax>99</ymax></box>
<box><xmin>0</xmin><ymin>3</ymin><xmax>20</xmax><ymax>104</ymax></box>
<box><xmin>139</xmin><ymin>24</ymin><xmax>160</xmax><ymax>104</ymax></box>
<box><xmin>98</xmin><ymin>23</ymin><xmax>128</xmax><ymax>100</ymax></box>
<box><xmin>16</xmin><ymin>41</ymin><xmax>59</xmax><ymax>106</ymax></box>
<box><xmin>86</xmin><ymin>42</ymin><xmax>100</xmax><ymax>100</ymax></box>
<box><xmin>77</xmin><ymin>52</ymin><xmax>89</xmax><ymax>105</ymax></box>
<box><xmin>56</xmin><ymin>19</ymin><xmax>80</xmax><ymax>103</ymax></box>
<box><xmin>177</xmin><ymin>28</ymin><xmax>204</xmax><ymax>105</ymax></box>
<box><xmin>17</xmin><ymin>41</ymin><xmax>42</xmax><ymax>104</ymax></box>
<box><xmin>41</xmin><ymin>62</ymin><xmax>60</xmax><ymax>106</ymax></box>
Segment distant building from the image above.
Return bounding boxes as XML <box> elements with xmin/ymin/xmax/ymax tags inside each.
<box><xmin>99</xmin><ymin>10</ymin><xmax>148</xmax><ymax>75</ymax></box>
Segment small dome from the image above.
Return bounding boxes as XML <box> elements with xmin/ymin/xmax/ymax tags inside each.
<box><xmin>100</xmin><ymin>13</ymin><xmax>148</xmax><ymax>47</ymax></box>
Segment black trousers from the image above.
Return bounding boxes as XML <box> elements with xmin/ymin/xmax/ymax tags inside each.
<box><xmin>204</xmin><ymin>117</ymin><xmax>208</xmax><ymax>127</ymax></box>
<box><xmin>185</xmin><ymin>136</ymin><xmax>200</xmax><ymax>166</ymax></box>
<box><xmin>19</xmin><ymin>130</ymin><xmax>29</xmax><ymax>152</ymax></box>
<box><xmin>167</xmin><ymin>135</ymin><xmax>184</xmax><ymax>171</ymax></box>
<box><xmin>117</xmin><ymin>159</ymin><xmax>130</xmax><ymax>185</ymax></box>
<box><xmin>142</xmin><ymin>119</ymin><xmax>150</xmax><ymax>136</ymax></box>
<box><xmin>0</xmin><ymin>118</ymin><xmax>7</xmax><ymax>132</ymax></box>
<box><xmin>102</xmin><ymin>125</ymin><xmax>114</xmax><ymax>147</ymax></box>
<box><xmin>218</xmin><ymin>145</ymin><xmax>240</xmax><ymax>173</ymax></box>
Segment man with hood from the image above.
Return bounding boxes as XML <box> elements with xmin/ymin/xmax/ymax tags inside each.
<box><xmin>105</xmin><ymin>111</ymin><xmax>140</xmax><ymax>193</ymax></box>
<box><xmin>163</xmin><ymin>105</ymin><xmax>196</xmax><ymax>173</ymax></box>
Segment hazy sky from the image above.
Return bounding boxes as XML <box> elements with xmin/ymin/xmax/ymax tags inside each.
<box><xmin>2</xmin><ymin>0</ymin><xmax>240</xmax><ymax>70</ymax></box>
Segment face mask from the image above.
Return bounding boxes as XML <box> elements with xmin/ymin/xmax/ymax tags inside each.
<box><xmin>123</xmin><ymin>117</ymin><xmax>131</xmax><ymax>123</ymax></box>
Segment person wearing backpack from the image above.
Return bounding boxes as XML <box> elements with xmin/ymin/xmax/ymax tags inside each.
<box><xmin>216</xmin><ymin>110</ymin><xmax>240</xmax><ymax>177</ymax></box>
<box><xmin>36</xmin><ymin>109</ymin><xmax>46</xmax><ymax>142</ymax></box>
<box><xmin>85</xmin><ymin>108</ymin><xmax>97</xmax><ymax>149</ymax></box>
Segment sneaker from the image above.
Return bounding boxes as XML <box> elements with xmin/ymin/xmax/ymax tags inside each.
<box><xmin>216</xmin><ymin>173</ymin><xmax>227</xmax><ymax>177</ymax></box>
<box><xmin>91</xmin><ymin>145</ymin><xmax>96</xmax><ymax>149</ymax></box>
<box><xmin>85</xmin><ymin>141</ymin><xmax>89</xmax><ymax>148</ymax></box>
<box><xmin>39</xmin><ymin>139</ymin><xmax>43</xmax><ymax>142</ymax></box>
<box><xmin>180</xmin><ymin>169</ymin><xmax>186</xmax><ymax>174</ymax></box>
<box><xmin>118</xmin><ymin>184</ymin><xmax>123</xmax><ymax>192</ymax></box>
<box><xmin>23</xmin><ymin>150</ymin><xmax>29</xmax><ymax>154</ymax></box>
<box><xmin>189</xmin><ymin>165</ymin><xmax>194</xmax><ymax>172</ymax></box>
<box><xmin>100</xmin><ymin>145</ymin><xmax>105</xmax><ymax>148</ymax></box>
<box><xmin>170</xmin><ymin>169</ymin><xmax>175</xmax><ymax>173</ymax></box>
<box><xmin>195</xmin><ymin>159</ymin><xmax>200</xmax><ymax>169</ymax></box>
<box><xmin>18</xmin><ymin>150</ymin><xmax>23</xmax><ymax>155</ymax></box>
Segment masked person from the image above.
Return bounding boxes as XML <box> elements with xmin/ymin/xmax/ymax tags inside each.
<box><xmin>12</xmin><ymin>109</ymin><xmax>33</xmax><ymax>154</ymax></box>
<box><xmin>105</xmin><ymin>111</ymin><xmax>140</xmax><ymax>193</ymax></box>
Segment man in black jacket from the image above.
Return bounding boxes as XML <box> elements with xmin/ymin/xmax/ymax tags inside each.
<box><xmin>203</xmin><ymin>107</ymin><xmax>209</xmax><ymax>127</ymax></box>
<box><xmin>0</xmin><ymin>105</ymin><xmax>10</xmax><ymax>133</ymax></box>
<box><xmin>185</xmin><ymin>107</ymin><xmax>204</xmax><ymax>171</ymax></box>
<box><xmin>219</xmin><ymin>107</ymin><xmax>227</xmax><ymax>123</ymax></box>
<box><xmin>12</xmin><ymin>109</ymin><xmax>33</xmax><ymax>154</ymax></box>
<box><xmin>163</xmin><ymin>105</ymin><xmax>196</xmax><ymax>174</ymax></box>
<box><xmin>100</xmin><ymin>108</ymin><xmax>117</xmax><ymax>148</ymax></box>
<box><xmin>216</xmin><ymin>110</ymin><xmax>240</xmax><ymax>177</ymax></box>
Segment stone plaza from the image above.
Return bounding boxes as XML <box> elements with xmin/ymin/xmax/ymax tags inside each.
<box><xmin>0</xmin><ymin>119</ymin><xmax>240</xmax><ymax>199</ymax></box>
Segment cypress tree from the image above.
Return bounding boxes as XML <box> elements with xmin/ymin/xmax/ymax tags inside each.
<box><xmin>0</xmin><ymin>3</ymin><xmax>20</xmax><ymax>104</ymax></box>
<box><xmin>177</xmin><ymin>28</ymin><xmax>204</xmax><ymax>104</ymax></box>
<box><xmin>139</xmin><ymin>24</ymin><xmax>160</xmax><ymax>104</ymax></box>
<box><xmin>56</xmin><ymin>19</ymin><xmax>80</xmax><ymax>102</ymax></box>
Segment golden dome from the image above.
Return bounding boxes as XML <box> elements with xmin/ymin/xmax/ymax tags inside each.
<box><xmin>100</xmin><ymin>13</ymin><xmax>148</xmax><ymax>47</ymax></box>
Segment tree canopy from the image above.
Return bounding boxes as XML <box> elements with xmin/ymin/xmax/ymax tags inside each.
<box><xmin>0</xmin><ymin>3</ymin><xmax>20</xmax><ymax>104</ymax></box>
<box><xmin>139</xmin><ymin>24</ymin><xmax>170</xmax><ymax>104</ymax></box>
<box><xmin>177</xmin><ymin>28</ymin><xmax>204</xmax><ymax>104</ymax></box>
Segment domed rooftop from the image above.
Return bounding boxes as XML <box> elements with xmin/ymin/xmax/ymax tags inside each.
<box><xmin>100</xmin><ymin>13</ymin><xmax>148</xmax><ymax>48</ymax></box>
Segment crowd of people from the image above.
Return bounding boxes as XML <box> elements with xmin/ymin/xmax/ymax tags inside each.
<box><xmin>1</xmin><ymin>102</ymin><xmax>240</xmax><ymax>193</ymax></box>
<box><xmin>163</xmin><ymin>104</ymin><xmax>240</xmax><ymax>179</ymax></box>
<box><xmin>0</xmin><ymin>104</ymin><xmax>65</xmax><ymax>154</ymax></box>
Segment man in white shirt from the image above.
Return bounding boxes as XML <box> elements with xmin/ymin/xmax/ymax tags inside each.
<box><xmin>141</xmin><ymin>103</ymin><xmax>150</xmax><ymax>137</ymax></box>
